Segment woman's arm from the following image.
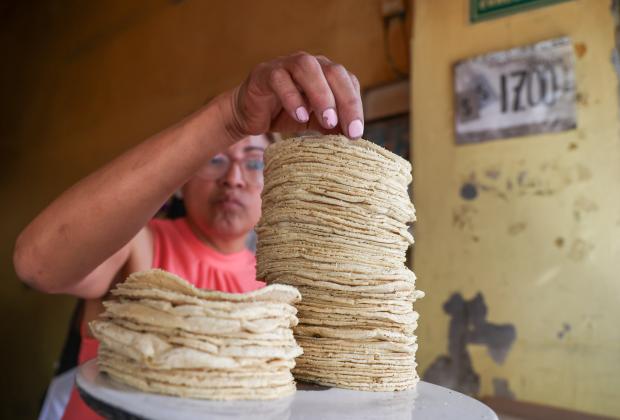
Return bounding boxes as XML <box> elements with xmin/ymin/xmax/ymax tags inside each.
<box><xmin>13</xmin><ymin>52</ymin><xmax>363</xmax><ymax>297</ymax></box>
<box><xmin>14</xmin><ymin>95</ymin><xmax>233</xmax><ymax>296</ymax></box>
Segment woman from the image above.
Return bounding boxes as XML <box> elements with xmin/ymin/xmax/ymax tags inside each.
<box><xmin>14</xmin><ymin>52</ymin><xmax>364</xmax><ymax>419</ymax></box>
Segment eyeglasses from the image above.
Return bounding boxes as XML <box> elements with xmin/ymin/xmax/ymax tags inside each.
<box><xmin>196</xmin><ymin>154</ymin><xmax>265</xmax><ymax>186</ymax></box>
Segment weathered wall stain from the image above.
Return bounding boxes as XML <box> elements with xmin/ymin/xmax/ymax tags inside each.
<box><xmin>460</xmin><ymin>182</ymin><xmax>478</xmax><ymax>200</ymax></box>
<box><xmin>574</xmin><ymin>42</ymin><xmax>587</xmax><ymax>59</ymax></box>
<box><xmin>478</xmin><ymin>183</ymin><xmax>509</xmax><ymax>200</ymax></box>
<box><xmin>452</xmin><ymin>204</ymin><xmax>478</xmax><ymax>231</ymax></box>
<box><xmin>484</xmin><ymin>167</ymin><xmax>501</xmax><ymax>180</ymax></box>
<box><xmin>555</xmin><ymin>237</ymin><xmax>594</xmax><ymax>261</ymax></box>
<box><xmin>573</xmin><ymin>195</ymin><xmax>599</xmax><ymax>222</ymax></box>
<box><xmin>567</xmin><ymin>238</ymin><xmax>595</xmax><ymax>261</ymax></box>
<box><xmin>507</xmin><ymin>222</ymin><xmax>527</xmax><ymax>235</ymax></box>
<box><xmin>575</xmin><ymin>164</ymin><xmax>593</xmax><ymax>182</ymax></box>
<box><xmin>423</xmin><ymin>292</ymin><xmax>517</xmax><ymax>396</ymax></box>
<box><xmin>492</xmin><ymin>377</ymin><xmax>516</xmax><ymax>399</ymax></box>
<box><xmin>461</xmin><ymin>160</ymin><xmax>594</xmax><ymax>202</ymax></box>
<box><xmin>557</xmin><ymin>322</ymin><xmax>572</xmax><ymax>339</ymax></box>
<box><xmin>576</xmin><ymin>91</ymin><xmax>589</xmax><ymax>106</ymax></box>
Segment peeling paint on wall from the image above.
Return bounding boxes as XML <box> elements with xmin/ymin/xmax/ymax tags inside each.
<box><xmin>460</xmin><ymin>160</ymin><xmax>594</xmax><ymax>203</ymax></box>
<box><xmin>557</xmin><ymin>322</ymin><xmax>572</xmax><ymax>339</ymax></box>
<box><xmin>493</xmin><ymin>377</ymin><xmax>516</xmax><ymax>399</ymax></box>
<box><xmin>452</xmin><ymin>204</ymin><xmax>478</xmax><ymax>232</ymax></box>
<box><xmin>423</xmin><ymin>293</ymin><xmax>517</xmax><ymax>396</ymax></box>
<box><xmin>573</xmin><ymin>195</ymin><xmax>599</xmax><ymax>222</ymax></box>
<box><xmin>567</xmin><ymin>238</ymin><xmax>595</xmax><ymax>261</ymax></box>
<box><xmin>574</xmin><ymin>42</ymin><xmax>588</xmax><ymax>59</ymax></box>
<box><xmin>507</xmin><ymin>222</ymin><xmax>527</xmax><ymax>235</ymax></box>
<box><xmin>460</xmin><ymin>182</ymin><xmax>478</xmax><ymax>200</ymax></box>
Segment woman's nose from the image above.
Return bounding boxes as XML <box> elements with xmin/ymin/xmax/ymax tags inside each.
<box><xmin>220</xmin><ymin>161</ymin><xmax>246</xmax><ymax>187</ymax></box>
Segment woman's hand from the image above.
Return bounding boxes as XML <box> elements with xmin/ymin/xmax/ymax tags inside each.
<box><xmin>218</xmin><ymin>52</ymin><xmax>364</xmax><ymax>142</ymax></box>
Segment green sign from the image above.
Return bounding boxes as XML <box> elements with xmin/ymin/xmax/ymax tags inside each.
<box><xmin>470</xmin><ymin>0</ymin><xmax>571</xmax><ymax>22</ymax></box>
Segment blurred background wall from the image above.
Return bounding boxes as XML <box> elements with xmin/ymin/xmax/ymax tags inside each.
<box><xmin>0</xmin><ymin>1</ymin><xmax>408</xmax><ymax>417</ymax></box>
<box><xmin>412</xmin><ymin>0</ymin><xmax>620</xmax><ymax>418</ymax></box>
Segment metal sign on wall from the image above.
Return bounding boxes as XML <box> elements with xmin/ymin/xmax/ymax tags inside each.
<box><xmin>454</xmin><ymin>37</ymin><xmax>576</xmax><ymax>145</ymax></box>
<box><xmin>470</xmin><ymin>0</ymin><xmax>571</xmax><ymax>22</ymax></box>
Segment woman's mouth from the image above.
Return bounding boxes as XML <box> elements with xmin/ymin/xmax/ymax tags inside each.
<box><xmin>215</xmin><ymin>196</ymin><xmax>244</xmax><ymax>210</ymax></box>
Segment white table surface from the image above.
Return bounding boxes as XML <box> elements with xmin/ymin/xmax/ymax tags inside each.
<box><xmin>77</xmin><ymin>360</ymin><xmax>498</xmax><ymax>420</ymax></box>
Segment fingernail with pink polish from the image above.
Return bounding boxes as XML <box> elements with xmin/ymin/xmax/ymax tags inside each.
<box><xmin>322</xmin><ymin>108</ymin><xmax>338</xmax><ymax>129</ymax></box>
<box><xmin>295</xmin><ymin>106</ymin><xmax>309</xmax><ymax>122</ymax></box>
<box><xmin>348</xmin><ymin>119</ymin><xmax>364</xmax><ymax>139</ymax></box>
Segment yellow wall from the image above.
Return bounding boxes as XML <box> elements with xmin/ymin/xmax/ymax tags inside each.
<box><xmin>0</xmin><ymin>1</ymin><xmax>406</xmax><ymax>417</ymax></box>
<box><xmin>412</xmin><ymin>0</ymin><xmax>620</xmax><ymax>417</ymax></box>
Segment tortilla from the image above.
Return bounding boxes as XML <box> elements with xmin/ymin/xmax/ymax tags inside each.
<box><xmin>256</xmin><ymin>135</ymin><xmax>424</xmax><ymax>391</ymax></box>
<box><xmin>94</xmin><ymin>269</ymin><xmax>301</xmax><ymax>399</ymax></box>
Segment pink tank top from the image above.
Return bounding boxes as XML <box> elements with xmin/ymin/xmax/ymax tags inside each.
<box><xmin>63</xmin><ymin>218</ymin><xmax>264</xmax><ymax>419</ymax></box>
<box><xmin>150</xmin><ymin>218</ymin><xmax>264</xmax><ymax>292</ymax></box>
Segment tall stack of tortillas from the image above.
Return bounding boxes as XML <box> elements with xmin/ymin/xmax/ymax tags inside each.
<box><xmin>256</xmin><ymin>135</ymin><xmax>424</xmax><ymax>391</ymax></box>
<box><xmin>90</xmin><ymin>269</ymin><xmax>302</xmax><ymax>400</ymax></box>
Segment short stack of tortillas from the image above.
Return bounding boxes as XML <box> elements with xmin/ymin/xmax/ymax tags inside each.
<box><xmin>90</xmin><ymin>269</ymin><xmax>303</xmax><ymax>400</ymax></box>
<box><xmin>256</xmin><ymin>135</ymin><xmax>424</xmax><ymax>391</ymax></box>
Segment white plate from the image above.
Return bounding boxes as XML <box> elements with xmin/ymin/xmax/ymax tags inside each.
<box><xmin>77</xmin><ymin>360</ymin><xmax>497</xmax><ymax>420</ymax></box>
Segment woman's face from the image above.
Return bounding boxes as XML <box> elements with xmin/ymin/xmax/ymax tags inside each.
<box><xmin>182</xmin><ymin>135</ymin><xmax>270</xmax><ymax>241</ymax></box>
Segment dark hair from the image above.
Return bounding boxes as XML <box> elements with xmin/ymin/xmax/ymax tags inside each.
<box><xmin>265</xmin><ymin>132</ymin><xmax>277</xmax><ymax>143</ymax></box>
<box><xmin>160</xmin><ymin>195</ymin><xmax>186</xmax><ymax>219</ymax></box>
